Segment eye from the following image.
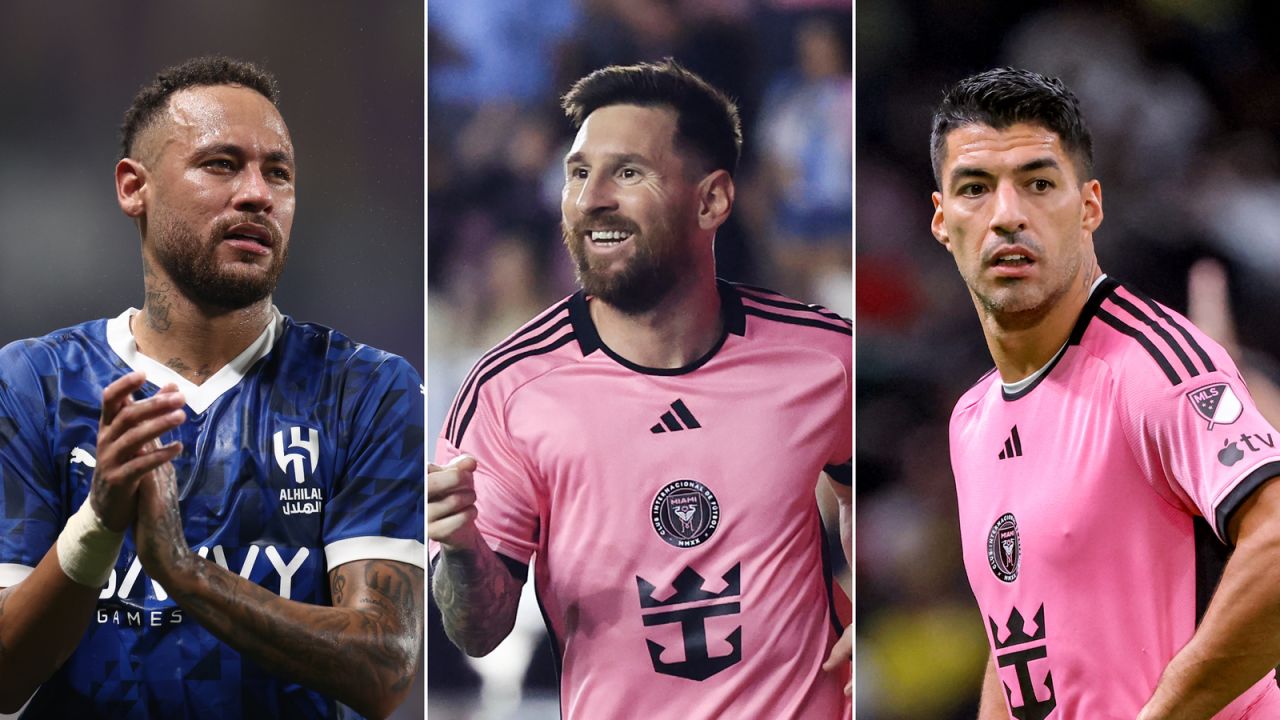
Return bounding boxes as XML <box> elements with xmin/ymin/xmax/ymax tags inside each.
<box><xmin>1030</xmin><ymin>178</ymin><xmax>1053</xmax><ymax>192</ymax></box>
<box><xmin>267</xmin><ymin>166</ymin><xmax>293</xmax><ymax>182</ymax></box>
<box><xmin>567</xmin><ymin>166</ymin><xmax>588</xmax><ymax>181</ymax></box>
<box><xmin>619</xmin><ymin>167</ymin><xmax>638</xmax><ymax>180</ymax></box>
<box><xmin>958</xmin><ymin>183</ymin><xmax>986</xmax><ymax>198</ymax></box>
<box><xmin>204</xmin><ymin>158</ymin><xmax>235</xmax><ymax>172</ymax></box>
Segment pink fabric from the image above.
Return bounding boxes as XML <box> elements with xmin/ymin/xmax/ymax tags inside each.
<box><xmin>951</xmin><ymin>280</ymin><xmax>1280</xmax><ymax>718</ymax></box>
<box><xmin>436</xmin><ymin>285</ymin><xmax>851</xmax><ymax>719</ymax></box>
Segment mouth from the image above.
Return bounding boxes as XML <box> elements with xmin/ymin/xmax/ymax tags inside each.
<box><xmin>222</xmin><ymin>223</ymin><xmax>273</xmax><ymax>256</ymax></box>
<box><xmin>587</xmin><ymin>229</ymin><xmax>634</xmax><ymax>247</ymax></box>
<box><xmin>987</xmin><ymin>245</ymin><xmax>1037</xmax><ymax>274</ymax></box>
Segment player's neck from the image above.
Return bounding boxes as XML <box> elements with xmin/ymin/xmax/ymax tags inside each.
<box><xmin>133</xmin><ymin>277</ymin><xmax>274</xmax><ymax>386</ymax></box>
<box><xmin>589</xmin><ymin>274</ymin><xmax>723</xmax><ymax>370</ymax></box>
<box><xmin>982</xmin><ymin>267</ymin><xmax>1102</xmax><ymax>383</ymax></box>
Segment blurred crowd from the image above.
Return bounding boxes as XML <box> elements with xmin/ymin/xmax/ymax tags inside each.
<box><xmin>427</xmin><ymin>0</ymin><xmax>852</xmax><ymax>717</ymax></box>
<box><xmin>857</xmin><ymin>1</ymin><xmax>1280</xmax><ymax>718</ymax></box>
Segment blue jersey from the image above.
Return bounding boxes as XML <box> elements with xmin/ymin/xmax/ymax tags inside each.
<box><xmin>0</xmin><ymin>309</ymin><xmax>425</xmax><ymax>719</ymax></box>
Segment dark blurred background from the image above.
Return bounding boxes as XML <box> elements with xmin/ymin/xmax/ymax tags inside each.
<box><xmin>0</xmin><ymin>2</ymin><xmax>423</xmax><ymax>375</ymax></box>
<box><xmin>857</xmin><ymin>1</ymin><xmax>1280</xmax><ymax>718</ymax></box>
<box><xmin>427</xmin><ymin>0</ymin><xmax>852</xmax><ymax>717</ymax></box>
<box><xmin>0</xmin><ymin>4</ymin><xmax>423</xmax><ymax>719</ymax></box>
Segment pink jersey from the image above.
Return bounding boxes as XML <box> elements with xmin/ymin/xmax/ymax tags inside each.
<box><xmin>951</xmin><ymin>277</ymin><xmax>1280</xmax><ymax>719</ymax></box>
<box><xmin>436</xmin><ymin>281</ymin><xmax>851</xmax><ymax>719</ymax></box>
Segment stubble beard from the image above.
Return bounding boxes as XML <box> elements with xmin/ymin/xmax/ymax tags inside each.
<box><xmin>562</xmin><ymin>211</ymin><xmax>689</xmax><ymax>315</ymax></box>
<box><xmin>970</xmin><ymin>234</ymin><xmax>1082</xmax><ymax>328</ymax></box>
<box><xmin>149</xmin><ymin>212</ymin><xmax>288</xmax><ymax>311</ymax></box>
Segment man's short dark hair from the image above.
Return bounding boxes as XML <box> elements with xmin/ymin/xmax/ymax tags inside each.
<box><xmin>930</xmin><ymin>67</ymin><xmax>1094</xmax><ymax>189</ymax></box>
<box><xmin>120</xmin><ymin>56</ymin><xmax>279</xmax><ymax>160</ymax></box>
<box><xmin>561</xmin><ymin>58</ymin><xmax>742</xmax><ymax>177</ymax></box>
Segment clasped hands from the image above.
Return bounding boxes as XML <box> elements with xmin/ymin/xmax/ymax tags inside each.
<box><xmin>88</xmin><ymin>371</ymin><xmax>194</xmax><ymax>588</ymax></box>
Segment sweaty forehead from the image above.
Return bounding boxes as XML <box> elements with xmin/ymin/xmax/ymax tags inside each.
<box><xmin>943</xmin><ymin>122</ymin><xmax>1067</xmax><ymax>171</ymax></box>
<box><xmin>136</xmin><ymin>84</ymin><xmax>293</xmax><ymax>163</ymax></box>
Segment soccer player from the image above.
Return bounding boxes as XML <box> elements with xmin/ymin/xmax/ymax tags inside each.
<box><xmin>930</xmin><ymin>67</ymin><xmax>1280</xmax><ymax>718</ymax></box>
<box><xmin>428</xmin><ymin>59</ymin><xmax>853</xmax><ymax>718</ymax></box>
<box><xmin>0</xmin><ymin>57</ymin><xmax>424</xmax><ymax>718</ymax></box>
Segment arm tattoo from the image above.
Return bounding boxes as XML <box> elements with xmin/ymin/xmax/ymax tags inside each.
<box><xmin>169</xmin><ymin>558</ymin><xmax>422</xmax><ymax>717</ymax></box>
<box><xmin>432</xmin><ymin>543</ymin><xmax>522</xmax><ymax>656</ymax></box>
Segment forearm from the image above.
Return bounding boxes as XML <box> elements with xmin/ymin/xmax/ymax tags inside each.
<box><xmin>431</xmin><ymin>537</ymin><xmax>522</xmax><ymax>657</ymax></box>
<box><xmin>162</xmin><ymin>556</ymin><xmax>421</xmax><ymax>719</ymax></box>
<box><xmin>0</xmin><ymin>548</ymin><xmax>103</xmax><ymax>711</ymax></box>
<box><xmin>977</xmin><ymin>651</ymin><xmax>1007</xmax><ymax>719</ymax></box>
<box><xmin>1141</xmin><ymin>527</ymin><xmax>1280</xmax><ymax>718</ymax></box>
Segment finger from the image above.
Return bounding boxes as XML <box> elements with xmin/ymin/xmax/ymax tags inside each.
<box><xmin>108</xmin><ymin>409</ymin><xmax>187</xmax><ymax>462</ymax></box>
<box><xmin>427</xmin><ymin>467</ymin><xmax>475</xmax><ymax>500</ymax></box>
<box><xmin>100</xmin><ymin>391</ymin><xmax>185</xmax><ymax>445</ymax></box>
<box><xmin>445</xmin><ymin>454</ymin><xmax>477</xmax><ymax>471</ymax></box>
<box><xmin>427</xmin><ymin>489</ymin><xmax>477</xmax><ymax>523</ymax></box>
<box><xmin>115</xmin><ymin>442</ymin><xmax>183</xmax><ymax>481</ymax></box>
<box><xmin>100</xmin><ymin>371</ymin><xmax>148</xmax><ymax>425</ymax></box>
<box><xmin>821</xmin><ymin>634</ymin><xmax>852</xmax><ymax>672</ymax></box>
<box><xmin>427</xmin><ymin>507</ymin><xmax>478</xmax><ymax>542</ymax></box>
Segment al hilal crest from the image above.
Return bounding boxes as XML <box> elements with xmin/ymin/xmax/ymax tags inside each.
<box><xmin>651</xmin><ymin>479</ymin><xmax>720</xmax><ymax>548</ymax></box>
<box><xmin>1187</xmin><ymin>383</ymin><xmax>1243</xmax><ymax>430</ymax></box>
<box><xmin>987</xmin><ymin>513</ymin><xmax>1020</xmax><ymax>583</ymax></box>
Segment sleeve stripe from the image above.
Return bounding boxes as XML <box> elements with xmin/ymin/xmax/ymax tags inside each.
<box><xmin>1122</xmin><ymin>283</ymin><xmax>1217</xmax><ymax>372</ymax></box>
<box><xmin>1096</xmin><ymin>309</ymin><xmax>1182</xmax><ymax>385</ymax></box>
<box><xmin>324</xmin><ymin>536</ymin><xmax>425</xmax><ymax>570</ymax></box>
<box><xmin>0</xmin><ymin>563</ymin><xmax>34</xmax><ymax>587</ymax></box>
<box><xmin>824</xmin><ymin>462</ymin><xmax>852</xmax><ymax>486</ymax></box>
<box><xmin>1214</xmin><ymin>460</ymin><xmax>1280</xmax><ymax>545</ymax></box>
<box><xmin>1109</xmin><ymin>294</ymin><xmax>1201</xmax><ymax>378</ymax></box>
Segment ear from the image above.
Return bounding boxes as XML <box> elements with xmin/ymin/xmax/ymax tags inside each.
<box><xmin>696</xmin><ymin>170</ymin><xmax>734</xmax><ymax>231</ymax></box>
<box><xmin>116</xmin><ymin>158</ymin><xmax>148</xmax><ymax>218</ymax></box>
<box><xmin>931</xmin><ymin>191</ymin><xmax>952</xmax><ymax>253</ymax></box>
<box><xmin>1081</xmin><ymin>179</ymin><xmax>1103</xmax><ymax>233</ymax></box>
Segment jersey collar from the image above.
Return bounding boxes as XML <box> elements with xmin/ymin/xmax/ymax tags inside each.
<box><xmin>569</xmin><ymin>279</ymin><xmax>747</xmax><ymax>376</ymax></box>
<box><xmin>1001</xmin><ymin>275</ymin><xmax>1117</xmax><ymax>401</ymax></box>
<box><xmin>105</xmin><ymin>307</ymin><xmax>285</xmax><ymax>414</ymax></box>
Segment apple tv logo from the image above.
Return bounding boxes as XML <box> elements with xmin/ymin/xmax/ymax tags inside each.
<box><xmin>1217</xmin><ymin>433</ymin><xmax>1275</xmax><ymax>467</ymax></box>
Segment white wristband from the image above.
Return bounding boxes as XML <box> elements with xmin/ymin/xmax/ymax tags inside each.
<box><xmin>56</xmin><ymin>498</ymin><xmax>125</xmax><ymax>588</ymax></box>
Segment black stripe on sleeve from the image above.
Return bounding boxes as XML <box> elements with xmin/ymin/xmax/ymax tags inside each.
<box><xmin>1096</xmin><ymin>309</ymin><xmax>1182</xmax><ymax>385</ymax></box>
<box><xmin>735</xmin><ymin>287</ymin><xmax>852</xmax><ymax>326</ymax></box>
<box><xmin>824</xmin><ymin>461</ymin><xmax>852</xmax><ymax>486</ymax></box>
<box><xmin>452</xmin><ymin>331</ymin><xmax>577</xmax><ymax>446</ymax></box>
<box><xmin>1110</xmin><ymin>294</ymin><xmax>1200</xmax><ymax>379</ymax></box>
<box><xmin>1214</xmin><ymin>460</ymin><xmax>1280</xmax><ymax>546</ymax></box>
<box><xmin>1124</xmin><ymin>284</ymin><xmax>1217</xmax><ymax>373</ymax></box>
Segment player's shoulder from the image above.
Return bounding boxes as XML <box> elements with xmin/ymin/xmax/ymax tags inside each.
<box><xmin>460</xmin><ymin>293</ymin><xmax>584</xmax><ymax>390</ymax></box>
<box><xmin>0</xmin><ymin>318</ymin><xmax>109</xmax><ymax>386</ymax></box>
<box><xmin>278</xmin><ymin>315</ymin><xmax>420</xmax><ymax>384</ymax></box>
<box><xmin>952</xmin><ymin>367</ymin><xmax>999</xmax><ymax>418</ymax></box>
<box><xmin>1076</xmin><ymin>277</ymin><xmax>1232</xmax><ymax>392</ymax></box>
<box><xmin>729</xmin><ymin>280</ymin><xmax>851</xmax><ymax>356</ymax></box>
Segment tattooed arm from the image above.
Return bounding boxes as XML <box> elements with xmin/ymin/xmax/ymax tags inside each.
<box><xmin>427</xmin><ymin>455</ymin><xmax>523</xmax><ymax>656</ymax></box>
<box><xmin>135</xmin><ymin>462</ymin><xmax>423</xmax><ymax>719</ymax></box>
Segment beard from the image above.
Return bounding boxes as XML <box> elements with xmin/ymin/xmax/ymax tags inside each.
<box><xmin>562</xmin><ymin>211</ymin><xmax>689</xmax><ymax>315</ymax></box>
<box><xmin>149</xmin><ymin>212</ymin><xmax>288</xmax><ymax>311</ymax></box>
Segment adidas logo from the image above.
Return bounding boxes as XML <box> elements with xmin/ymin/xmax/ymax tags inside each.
<box><xmin>997</xmin><ymin>426</ymin><xmax>1023</xmax><ymax>460</ymax></box>
<box><xmin>650</xmin><ymin>399</ymin><xmax>702</xmax><ymax>433</ymax></box>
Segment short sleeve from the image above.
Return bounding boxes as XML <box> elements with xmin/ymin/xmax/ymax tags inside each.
<box><xmin>433</xmin><ymin>382</ymin><xmax>540</xmax><ymax>567</ymax></box>
<box><xmin>322</xmin><ymin>354</ymin><xmax>425</xmax><ymax>570</ymax></box>
<box><xmin>826</xmin><ymin>340</ymin><xmax>853</xmax><ymax>476</ymax></box>
<box><xmin>0</xmin><ymin>341</ymin><xmax>61</xmax><ymax>585</ymax></box>
<box><xmin>1119</xmin><ymin>355</ymin><xmax>1280</xmax><ymax>544</ymax></box>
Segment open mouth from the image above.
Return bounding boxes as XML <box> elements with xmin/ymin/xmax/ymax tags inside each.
<box><xmin>587</xmin><ymin>229</ymin><xmax>633</xmax><ymax>248</ymax></box>
<box><xmin>222</xmin><ymin>223</ymin><xmax>273</xmax><ymax>255</ymax></box>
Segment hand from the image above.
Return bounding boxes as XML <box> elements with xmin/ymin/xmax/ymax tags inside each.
<box><xmin>91</xmin><ymin>372</ymin><xmax>185</xmax><ymax>532</ymax></box>
<box><xmin>427</xmin><ymin>455</ymin><xmax>481</xmax><ymax>552</ymax></box>
<box><xmin>134</xmin><ymin>453</ymin><xmax>193</xmax><ymax>587</ymax></box>
<box><xmin>821</xmin><ymin>624</ymin><xmax>852</xmax><ymax>696</ymax></box>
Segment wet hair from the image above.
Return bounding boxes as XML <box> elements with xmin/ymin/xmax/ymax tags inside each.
<box><xmin>930</xmin><ymin>67</ymin><xmax>1094</xmax><ymax>188</ymax></box>
<box><xmin>561</xmin><ymin>58</ymin><xmax>742</xmax><ymax>177</ymax></box>
<box><xmin>120</xmin><ymin>56</ymin><xmax>279</xmax><ymax>160</ymax></box>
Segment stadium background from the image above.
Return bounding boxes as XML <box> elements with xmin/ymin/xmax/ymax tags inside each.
<box><xmin>427</xmin><ymin>0</ymin><xmax>852</xmax><ymax>717</ymax></box>
<box><xmin>0</xmin><ymin>4</ymin><xmax>423</xmax><ymax>719</ymax></box>
<box><xmin>857</xmin><ymin>1</ymin><xmax>1280</xmax><ymax>718</ymax></box>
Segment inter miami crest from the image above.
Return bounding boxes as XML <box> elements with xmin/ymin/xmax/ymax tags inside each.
<box><xmin>1187</xmin><ymin>383</ymin><xmax>1243</xmax><ymax>430</ymax></box>
<box><xmin>987</xmin><ymin>513</ymin><xmax>1021</xmax><ymax>582</ymax></box>
<box><xmin>652</xmin><ymin>480</ymin><xmax>720</xmax><ymax>548</ymax></box>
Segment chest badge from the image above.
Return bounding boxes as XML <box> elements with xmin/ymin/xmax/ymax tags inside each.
<box><xmin>987</xmin><ymin>512</ymin><xmax>1021</xmax><ymax>582</ymax></box>
<box><xmin>1187</xmin><ymin>383</ymin><xmax>1243</xmax><ymax>430</ymax></box>
<box><xmin>273</xmin><ymin>427</ymin><xmax>319</xmax><ymax>484</ymax></box>
<box><xmin>651</xmin><ymin>479</ymin><xmax>720</xmax><ymax>548</ymax></box>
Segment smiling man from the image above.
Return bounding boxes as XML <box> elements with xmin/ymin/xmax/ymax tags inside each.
<box><xmin>0</xmin><ymin>57</ymin><xmax>423</xmax><ymax>718</ymax></box>
<box><xmin>428</xmin><ymin>59</ymin><xmax>852</xmax><ymax>719</ymax></box>
<box><xmin>931</xmin><ymin>67</ymin><xmax>1280</xmax><ymax>718</ymax></box>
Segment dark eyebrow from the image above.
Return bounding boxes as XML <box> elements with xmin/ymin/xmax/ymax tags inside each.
<box><xmin>564</xmin><ymin>151</ymin><xmax>650</xmax><ymax>168</ymax></box>
<box><xmin>948</xmin><ymin>157</ymin><xmax>1063</xmax><ymax>189</ymax></box>
<box><xmin>1016</xmin><ymin>157</ymin><xmax>1060</xmax><ymax>174</ymax></box>
<box><xmin>195</xmin><ymin>143</ymin><xmax>294</xmax><ymax>167</ymax></box>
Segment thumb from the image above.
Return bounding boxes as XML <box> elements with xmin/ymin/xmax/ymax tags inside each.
<box><xmin>429</xmin><ymin>454</ymin><xmax>478</xmax><ymax>474</ymax></box>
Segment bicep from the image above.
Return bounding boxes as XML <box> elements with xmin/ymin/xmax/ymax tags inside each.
<box><xmin>329</xmin><ymin>559</ymin><xmax>424</xmax><ymax>632</ymax></box>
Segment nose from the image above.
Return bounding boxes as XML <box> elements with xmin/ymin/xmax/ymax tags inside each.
<box><xmin>573</xmin><ymin>173</ymin><xmax>617</xmax><ymax>217</ymax></box>
<box><xmin>232</xmin><ymin>166</ymin><xmax>274</xmax><ymax>214</ymax></box>
<box><xmin>989</xmin><ymin>181</ymin><xmax>1027</xmax><ymax>236</ymax></box>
